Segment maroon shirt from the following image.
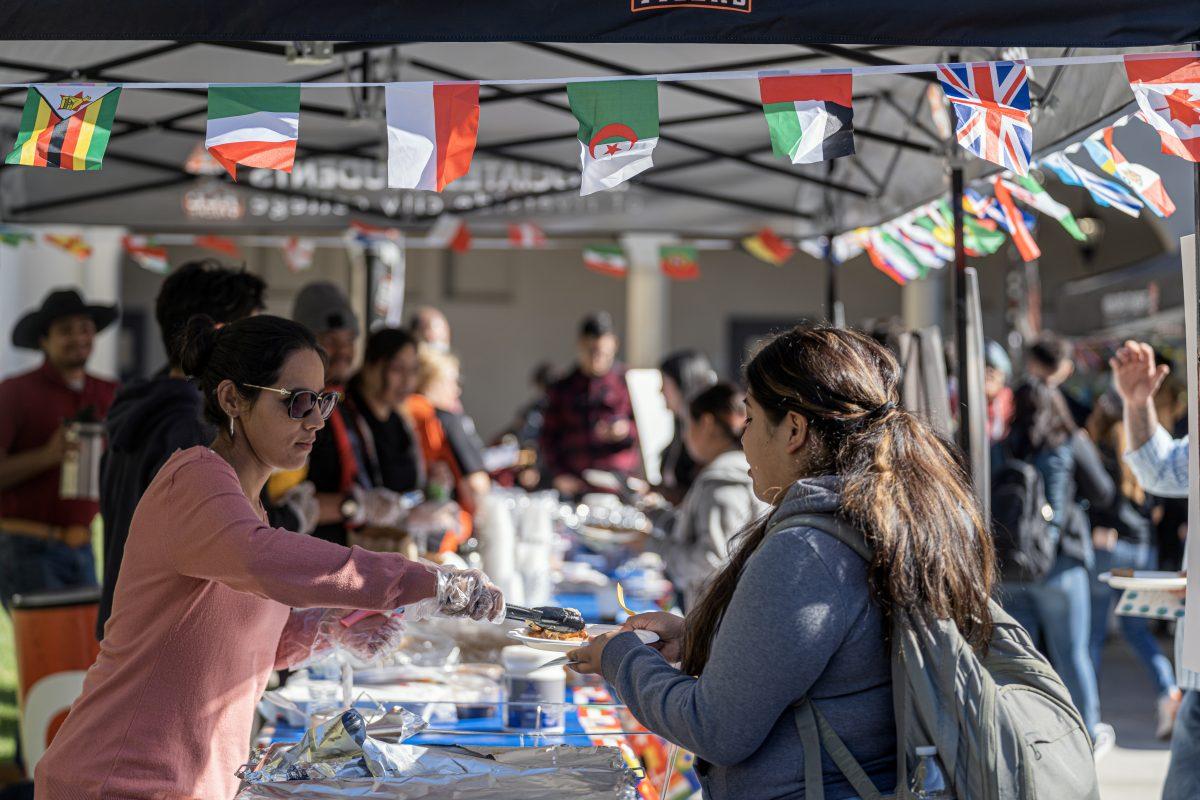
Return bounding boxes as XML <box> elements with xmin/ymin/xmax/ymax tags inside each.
<box><xmin>0</xmin><ymin>360</ymin><xmax>117</xmax><ymax>526</ymax></box>
<box><xmin>539</xmin><ymin>364</ymin><xmax>640</xmax><ymax>481</ymax></box>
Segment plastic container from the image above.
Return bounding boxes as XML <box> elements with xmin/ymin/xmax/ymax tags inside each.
<box><xmin>910</xmin><ymin>745</ymin><xmax>954</xmax><ymax>799</ymax></box>
<box><xmin>501</xmin><ymin>646</ymin><xmax>566</xmax><ymax>733</ymax></box>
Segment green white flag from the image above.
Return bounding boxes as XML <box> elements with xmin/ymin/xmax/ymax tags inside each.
<box><xmin>583</xmin><ymin>244</ymin><xmax>629</xmax><ymax>277</ymax></box>
<box><xmin>1004</xmin><ymin>175</ymin><xmax>1087</xmax><ymax>242</ymax></box>
<box><xmin>567</xmin><ymin>80</ymin><xmax>659</xmax><ymax>196</ymax></box>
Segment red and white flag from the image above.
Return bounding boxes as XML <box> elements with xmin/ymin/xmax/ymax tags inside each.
<box><xmin>1125</xmin><ymin>55</ymin><xmax>1200</xmax><ymax>162</ymax></box>
<box><xmin>386</xmin><ymin>82</ymin><xmax>480</xmax><ymax>191</ymax></box>
<box><xmin>428</xmin><ymin>216</ymin><xmax>472</xmax><ymax>253</ymax></box>
<box><xmin>508</xmin><ymin>223</ymin><xmax>547</xmax><ymax>248</ymax></box>
<box><xmin>122</xmin><ymin>235</ymin><xmax>168</xmax><ymax>273</ymax></box>
<box><xmin>990</xmin><ymin>176</ymin><xmax>1040</xmax><ymax>262</ymax></box>
<box><xmin>195</xmin><ymin>235</ymin><xmax>242</xmax><ymax>259</ymax></box>
<box><xmin>283</xmin><ymin>237</ymin><xmax>316</xmax><ymax>272</ymax></box>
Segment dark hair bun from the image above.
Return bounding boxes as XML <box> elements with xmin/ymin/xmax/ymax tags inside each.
<box><xmin>179</xmin><ymin>314</ymin><xmax>219</xmax><ymax>377</ymax></box>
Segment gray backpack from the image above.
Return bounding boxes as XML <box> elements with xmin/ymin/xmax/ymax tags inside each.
<box><xmin>771</xmin><ymin>514</ymin><xmax>1099</xmax><ymax>800</ymax></box>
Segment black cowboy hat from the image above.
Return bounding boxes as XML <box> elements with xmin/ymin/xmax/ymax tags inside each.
<box><xmin>12</xmin><ymin>288</ymin><xmax>119</xmax><ymax>349</ymax></box>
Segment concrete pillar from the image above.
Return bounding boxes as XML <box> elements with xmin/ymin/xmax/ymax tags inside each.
<box><xmin>620</xmin><ymin>233</ymin><xmax>673</xmax><ymax>369</ymax></box>
<box><xmin>902</xmin><ymin>272</ymin><xmax>943</xmax><ymax>332</ymax></box>
<box><xmin>0</xmin><ymin>225</ymin><xmax>124</xmax><ymax>379</ymax></box>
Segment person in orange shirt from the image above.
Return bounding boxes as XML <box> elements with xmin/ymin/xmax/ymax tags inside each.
<box><xmin>405</xmin><ymin>347</ymin><xmax>489</xmax><ymax>551</ymax></box>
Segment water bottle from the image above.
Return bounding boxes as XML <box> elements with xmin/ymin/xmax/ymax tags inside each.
<box><xmin>909</xmin><ymin>746</ymin><xmax>954</xmax><ymax>799</ymax></box>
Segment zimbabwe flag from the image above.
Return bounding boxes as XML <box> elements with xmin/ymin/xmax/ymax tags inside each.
<box><xmin>5</xmin><ymin>84</ymin><xmax>121</xmax><ymax>170</ymax></box>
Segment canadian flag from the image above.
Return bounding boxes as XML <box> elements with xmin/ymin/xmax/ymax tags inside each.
<box><xmin>1125</xmin><ymin>55</ymin><xmax>1200</xmax><ymax>162</ymax></box>
<box><xmin>507</xmin><ymin>223</ymin><xmax>547</xmax><ymax>248</ymax></box>
<box><xmin>428</xmin><ymin>216</ymin><xmax>472</xmax><ymax>253</ymax></box>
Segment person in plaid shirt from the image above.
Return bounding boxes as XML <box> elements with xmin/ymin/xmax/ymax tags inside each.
<box><xmin>540</xmin><ymin>312</ymin><xmax>640</xmax><ymax>499</ymax></box>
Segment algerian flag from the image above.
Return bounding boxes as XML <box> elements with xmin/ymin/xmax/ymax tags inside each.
<box><xmin>567</xmin><ymin>80</ymin><xmax>659</xmax><ymax>196</ymax></box>
<box><xmin>759</xmin><ymin>73</ymin><xmax>854</xmax><ymax>164</ymax></box>
<box><xmin>206</xmin><ymin>86</ymin><xmax>301</xmax><ymax>180</ymax></box>
<box><xmin>1004</xmin><ymin>174</ymin><xmax>1086</xmax><ymax>241</ymax></box>
<box><xmin>583</xmin><ymin>245</ymin><xmax>629</xmax><ymax>277</ymax></box>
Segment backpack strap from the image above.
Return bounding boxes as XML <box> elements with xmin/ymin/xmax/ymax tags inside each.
<box><xmin>764</xmin><ymin>512</ymin><xmax>873</xmax><ymax>562</ymax></box>
<box><xmin>792</xmin><ymin>698</ymin><xmax>885</xmax><ymax>800</ymax></box>
<box><xmin>772</xmin><ymin>513</ymin><xmax>886</xmax><ymax>800</ymax></box>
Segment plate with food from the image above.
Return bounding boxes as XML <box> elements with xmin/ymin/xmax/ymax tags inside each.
<box><xmin>1099</xmin><ymin>569</ymin><xmax>1187</xmax><ymax>591</ymax></box>
<box><xmin>506</xmin><ymin>622</ymin><xmax>659</xmax><ymax>653</ymax></box>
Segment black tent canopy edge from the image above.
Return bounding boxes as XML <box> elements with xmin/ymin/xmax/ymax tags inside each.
<box><xmin>0</xmin><ymin>2</ymin><xmax>1196</xmax><ymax>46</ymax></box>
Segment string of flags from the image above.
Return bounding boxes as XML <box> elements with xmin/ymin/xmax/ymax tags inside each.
<box><xmin>810</xmin><ymin>105</ymin><xmax>1184</xmax><ymax>285</ymax></box>
<box><xmin>2</xmin><ymin>54</ymin><xmax>1195</xmax><ymax>201</ymax></box>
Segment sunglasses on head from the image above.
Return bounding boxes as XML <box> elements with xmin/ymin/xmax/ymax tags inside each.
<box><xmin>244</xmin><ymin>384</ymin><xmax>340</xmax><ymax>420</ymax></box>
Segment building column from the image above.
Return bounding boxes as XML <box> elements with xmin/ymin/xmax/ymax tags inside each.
<box><xmin>620</xmin><ymin>233</ymin><xmax>673</xmax><ymax>368</ymax></box>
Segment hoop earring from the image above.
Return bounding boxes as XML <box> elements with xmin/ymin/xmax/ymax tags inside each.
<box><xmin>229</xmin><ymin>416</ymin><xmax>235</xmax><ymax>440</ymax></box>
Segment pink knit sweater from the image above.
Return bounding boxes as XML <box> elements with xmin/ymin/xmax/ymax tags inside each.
<box><xmin>35</xmin><ymin>447</ymin><xmax>437</xmax><ymax>799</ymax></box>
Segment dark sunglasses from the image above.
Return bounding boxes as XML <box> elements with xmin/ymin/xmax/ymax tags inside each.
<box><xmin>244</xmin><ymin>383</ymin><xmax>340</xmax><ymax>420</ymax></box>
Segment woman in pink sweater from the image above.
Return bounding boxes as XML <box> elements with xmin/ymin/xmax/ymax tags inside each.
<box><xmin>35</xmin><ymin>315</ymin><xmax>504</xmax><ymax>800</ymax></box>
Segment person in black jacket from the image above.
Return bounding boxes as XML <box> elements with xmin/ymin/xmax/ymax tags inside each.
<box><xmin>97</xmin><ymin>260</ymin><xmax>269</xmax><ymax>640</ymax></box>
<box><xmin>1000</xmin><ymin>378</ymin><xmax>1116</xmax><ymax>753</ymax></box>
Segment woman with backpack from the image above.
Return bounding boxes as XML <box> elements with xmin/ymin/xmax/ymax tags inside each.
<box><xmin>999</xmin><ymin>379</ymin><xmax>1115</xmax><ymax>751</ymax></box>
<box><xmin>568</xmin><ymin>325</ymin><xmax>997</xmax><ymax>799</ymax></box>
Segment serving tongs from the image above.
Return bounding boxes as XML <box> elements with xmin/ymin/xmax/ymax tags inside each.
<box><xmin>505</xmin><ymin>604</ymin><xmax>586</xmax><ymax>634</ymax></box>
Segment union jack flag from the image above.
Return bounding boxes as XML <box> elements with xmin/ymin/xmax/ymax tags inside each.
<box><xmin>937</xmin><ymin>61</ymin><xmax>1032</xmax><ymax>175</ymax></box>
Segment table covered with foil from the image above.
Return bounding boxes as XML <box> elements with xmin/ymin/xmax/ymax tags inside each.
<box><xmin>236</xmin><ymin>707</ymin><xmax>639</xmax><ymax>799</ymax></box>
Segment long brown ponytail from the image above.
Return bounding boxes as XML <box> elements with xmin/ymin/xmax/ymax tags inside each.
<box><xmin>681</xmin><ymin>325</ymin><xmax>995</xmax><ymax>675</ymax></box>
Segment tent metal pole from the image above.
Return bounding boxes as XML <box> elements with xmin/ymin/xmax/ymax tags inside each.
<box><xmin>952</xmin><ymin>164</ymin><xmax>971</xmax><ymax>468</ymax></box>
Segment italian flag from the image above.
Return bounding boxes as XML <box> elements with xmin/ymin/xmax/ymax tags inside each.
<box><xmin>567</xmin><ymin>80</ymin><xmax>659</xmax><ymax>196</ymax></box>
<box><xmin>583</xmin><ymin>245</ymin><xmax>629</xmax><ymax>278</ymax></box>
<box><xmin>759</xmin><ymin>73</ymin><xmax>855</xmax><ymax>164</ymax></box>
<box><xmin>386</xmin><ymin>82</ymin><xmax>480</xmax><ymax>191</ymax></box>
<box><xmin>206</xmin><ymin>86</ymin><xmax>300</xmax><ymax>179</ymax></box>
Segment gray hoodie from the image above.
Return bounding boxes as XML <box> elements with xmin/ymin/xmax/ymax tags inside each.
<box><xmin>646</xmin><ymin>449</ymin><xmax>767</xmax><ymax>610</ymax></box>
<box><xmin>601</xmin><ymin>476</ymin><xmax>896</xmax><ymax>800</ymax></box>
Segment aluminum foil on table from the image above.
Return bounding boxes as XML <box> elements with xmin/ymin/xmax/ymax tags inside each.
<box><xmin>238</xmin><ymin>709</ymin><xmax>638</xmax><ymax>799</ymax></box>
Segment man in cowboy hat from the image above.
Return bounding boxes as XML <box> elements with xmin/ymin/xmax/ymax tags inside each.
<box><xmin>0</xmin><ymin>287</ymin><xmax>119</xmax><ymax>610</ymax></box>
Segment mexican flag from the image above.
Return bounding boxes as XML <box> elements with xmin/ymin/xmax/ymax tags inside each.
<box><xmin>759</xmin><ymin>73</ymin><xmax>855</xmax><ymax>164</ymax></box>
<box><xmin>567</xmin><ymin>80</ymin><xmax>659</xmax><ymax>196</ymax></box>
<box><xmin>1003</xmin><ymin>174</ymin><xmax>1087</xmax><ymax>241</ymax></box>
<box><xmin>206</xmin><ymin>86</ymin><xmax>300</xmax><ymax>179</ymax></box>
<box><xmin>583</xmin><ymin>245</ymin><xmax>629</xmax><ymax>278</ymax></box>
<box><xmin>386</xmin><ymin>82</ymin><xmax>480</xmax><ymax>191</ymax></box>
<box><xmin>660</xmin><ymin>245</ymin><xmax>699</xmax><ymax>280</ymax></box>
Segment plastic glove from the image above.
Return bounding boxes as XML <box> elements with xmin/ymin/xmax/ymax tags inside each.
<box><xmin>331</xmin><ymin>612</ymin><xmax>407</xmax><ymax>663</ymax></box>
<box><xmin>277</xmin><ymin>608</ymin><xmax>408</xmax><ymax>669</ymax></box>
<box><xmin>406</xmin><ymin>562</ymin><xmax>505</xmax><ymax>624</ymax></box>
<box><xmin>279</xmin><ymin>481</ymin><xmax>319</xmax><ymax>536</ymax></box>
<box><xmin>350</xmin><ymin>485</ymin><xmax>406</xmax><ymax>528</ymax></box>
<box><xmin>404</xmin><ymin>501</ymin><xmax>462</xmax><ymax>537</ymax></box>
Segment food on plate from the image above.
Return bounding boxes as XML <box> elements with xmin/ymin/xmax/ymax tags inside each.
<box><xmin>1111</xmin><ymin>568</ymin><xmax>1136</xmax><ymax>578</ymax></box>
<box><xmin>524</xmin><ymin>622</ymin><xmax>590</xmax><ymax>642</ymax></box>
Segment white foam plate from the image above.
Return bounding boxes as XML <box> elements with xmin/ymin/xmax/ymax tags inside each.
<box><xmin>1099</xmin><ymin>571</ymin><xmax>1187</xmax><ymax>590</ymax></box>
<box><xmin>577</xmin><ymin>525</ymin><xmax>643</xmax><ymax>545</ymax></box>
<box><xmin>505</xmin><ymin>626</ymin><xmax>659</xmax><ymax>653</ymax></box>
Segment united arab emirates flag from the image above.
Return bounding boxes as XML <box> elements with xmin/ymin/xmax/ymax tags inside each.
<box><xmin>660</xmin><ymin>245</ymin><xmax>699</xmax><ymax>280</ymax></box>
<box><xmin>759</xmin><ymin>73</ymin><xmax>854</xmax><ymax>164</ymax></box>
<box><xmin>567</xmin><ymin>80</ymin><xmax>659</xmax><ymax>196</ymax></box>
<box><xmin>6</xmin><ymin>84</ymin><xmax>121</xmax><ymax>170</ymax></box>
<box><xmin>206</xmin><ymin>86</ymin><xmax>301</xmax><ymax>180</ymax></box>
<box><xmin>583</xmin><ymin>245</ymin><xmax>629</xmax><ymax>277</ymax></box>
